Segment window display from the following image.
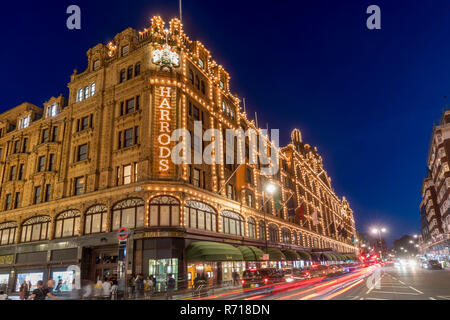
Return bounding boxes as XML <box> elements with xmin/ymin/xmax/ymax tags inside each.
<box><xmin>52</xmin><ymin>271</ymin><xmax>75</xmax><ymax>292</ymax></box>
<box><xmin>15</xmin><ymin>272</ymin><xmax>43</xmax><ymax>291</ymax></box>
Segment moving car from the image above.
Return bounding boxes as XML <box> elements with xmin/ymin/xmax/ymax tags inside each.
<box><xmin>241</xmin><ymin>268</ymin><xmax>284</xmax><ymax>288</ymax></box>
<box><xmin>309</xmin><ymin>264</ymin><xmax>329</xmax><ymax>277</ymax></box>
<box><xmin>422</xmin><ymin>260</ymin><xmax>443</xmax><ymax>270</ymax></box>
<box><xmin>282</xmin><ymin>268</ymin><xmax>311</xmax><ymax>282</ymax></box>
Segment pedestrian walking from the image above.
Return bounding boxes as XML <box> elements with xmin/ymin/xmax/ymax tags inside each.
<box><xmin>102</xmin><ymin>277</ymin><xmax>112</xmax><ymax>299</ymax></box>
<box><xmin>93</xmin><ymin>280</ymin><xmax>103</xmax><ymax>299</ymax></box>
<box><xmin>166</xmin><ymin>273</ymin><xmax>176</xmax><ymax>300</ymax></box>
<box><xmin>47</xmin><ymin>277</ymin><xmax>56</xmax><ymax>294</ymax></box>
<box><xmin>135</xmin><ymin>274</ymin><xmax>144</xmax><ymax>299</ymax></box>
<box><xmin>144</xmin><ymin>276</ymin><xmax>153</xmax><ymax>299</ymax></box>
<box><xmin>111</xmin><ymin>280</ymin><xmax>118</xmax><ymax>300</ymax></box>
<box><xmin>19</xmin><ymin>281</ymin><xmax>29</xmax><ymax>300</ymax></box>
<box><xmin>28</xmin><ymin>280</ymin><xmax>61</xmax><ymax>300</ymax></box>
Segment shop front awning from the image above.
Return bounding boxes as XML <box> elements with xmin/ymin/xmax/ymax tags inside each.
<box><xmin>297</xmin><ymin>251</ymin><xmax>312</xmax><ymax>261</ymax></box>
<box><xmin>282</xmin><ymin>249</ymin><xmax>299</xmax><ymax>261</ymax></box>
<box><xmin>310</xmin><ymin>252</ymin><xmax>321</xmax><ymax>261</ymax></box>
<box><xmin>238</xmin><ymin>246</ymin><xmax>265</xmax><ymax>261</ymax></box>
<box><xmin>186</xmin><ymin>241</ymin><xmax>244</xmax><ymax>262</ymax></box>
<box><xmin>322</xmin><ymin>253</ymin><xmax>333</xmax><ymax>261</ymax></box>
<box><xmin>329</xmin><ymin>254</ymin><xmax>339</xmax><ymax>261</ymax></box>
<box><xmin>264</xmin><ymin>248</ymin><xmax>286</xmax><ymax>261</ymax></box>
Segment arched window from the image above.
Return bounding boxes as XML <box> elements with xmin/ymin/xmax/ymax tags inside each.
<box><xmin>200</xmin><ymin>80</ymin><xmax>206</xmax><ymax>94</ymax></box>
<box><xmin>221</xmin><ymin>211</ymin><xmax>244</xmax><ymax>236</ymax></box>
<box><xmin>85</xmin><ymin>205</ymin><xmax>108</xmax><ymax>234</ymax></box>
<box><xmin>149</xmin><ymin>196</ymin><xmax>180</xmax><ymax>227</ymax></box>
<box><xmin>282</xmin><ymin>228</ymin><xmax>291</xmax><ymax>244</ymax></box>
<box><xmin>55</xmin><ymin>210</ymin><xmax>81</xmax><ymax>238</ymax></box>
<box><xmin>0</xmin><ymin>222</ymin><xmax>17</xmax><ymax>245</ymax></box>
<box><xmin>308</xmin><ymin>235</ymin><xmax>312</xmax><ymax>247</ymax></box>
<box><xmin>313</xmin><ymin>238</ymin><xmax>319</xmax><ymax>248</ymax></box>
<box><xmin>268</xmin><ymin>224</ymin><xmax>279</xmax><ymax>242</ymax></box>
<box><xmin>112</xmin><ymin>198</ymin><xmax>145</xmax><ymax>230</ymax></box>
<box><xmin>299</xmin><ymin>233</ymin><xmax>304</xmax><ymax>246</ymax></box>
<box><xmin>258</xmin><ymin>221</ymin><xmax>266</xmax><ymax>240</ymax></box>
<box><xmin>21</xmin><ymin>216</ymin><xmax>51</xmax><ymax>243</ymax></box>
<box><xmin>184</xmin><ymin>200</ymin><xmax>217</xmax><ymax>232</ymax></box>
<box><xmin>292</xmin><ymin>231</ymin><xmax>297</xmax><ymax>245</ymax></box>
<box><xmin>247</xmin><ymin>217</ymin><xmax>256</xmax><ymax>239</ymax></box>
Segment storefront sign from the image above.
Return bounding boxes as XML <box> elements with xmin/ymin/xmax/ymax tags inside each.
<box><xmin>154</xmin><ymin>86</ymin><xmax>176</xmax><ymax>177</ymax></box>
<box><xmin>0</xmin><ymin>255</ymin><xmax>13</xmax><ymax>265</ymax></box>
<box><xmin>134</xmin><ymin>231</ymin><xmax>185</xmax><ymax>239</ymax></box>
<box><xmin>262</xmin><ymin>254</ymin><xmax>269</xmax><ymax>261</ymax></box>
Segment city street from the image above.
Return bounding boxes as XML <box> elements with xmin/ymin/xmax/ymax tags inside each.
<box><xmin>185</xmin><ymin>264</ymin><xmax>450</xmax><ymax>301</ymax></box>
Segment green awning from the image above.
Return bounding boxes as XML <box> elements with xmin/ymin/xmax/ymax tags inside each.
<box><xmin>322</xmin><ymin>253</ymin><xmax>333</xmax><ymax>261</ymax></box>
<box><xmin>329</xmin><ymin>254</ymin><xmax>339</xmax><ymax>261</ymax></box>
<box><xmin>338</xmin><ymin>254</ymin><xmax>347</xmax><ymax>261</ymax></box>
<box><xmin>264</xmin><ymin>248</ymin><xmax>286</xmax><ymax>261</ymax></box>
<box><xmin>282</xmin><ymin>250</ymin><xmax>299</xmax><ymax>261</ymax></box>
<box><xmin>310</xmin><ymin>252</ymin><xmax>321</xmax><ymax>261</ymax></box>
<box><xmin>186</xmin><ymin>241</ymin><xmax>244</xmax><ymax>262</ymax></box>
<box><xmin>345</xmin><ymin>254</ymin><xmax>356</xmax><ymax>261</ymax></box>
<box><xmin>238</xmin><ymin>246</ymin><xmax>264</xmax><ymax>261</ymax></box>
<box><xmin>297</xmin><ymin>251</ymin><xmax>312</xmax><ymax>261</ymax></box>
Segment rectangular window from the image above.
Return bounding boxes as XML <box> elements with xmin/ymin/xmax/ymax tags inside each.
<box><xmin>48</xmin><ymin>154</ymin><xmax>55</xmax><ymax>171</ymax></box>
<box><xmin>14</xmin><ymin>141</ymin><xmax>20</xmax><ymax>153</ymax></box>
<box><xmin>18</xmin><ymin>116</ymin><xmax>30</xmax><ymax>129</ymax></box>
<box><xmin>227</xmin><ymin>184</ymin><xmax>234</xmax><ymax>200</ymax></box>
<box><xmin>84</xmin><ymin>86</ymin><xmax>89</xmax><ymax>100</ymax></box>
<box><xmin>135</xmin><ymin>96</ymin><xmax>140</xmax><ymax>110</ymax></box>
<box><xmin>46</xmin><ymin>103</ymin><xmax>58</xmax><ymax>118</ymax></box>
<box><xmin>124</xmin><ymin>129</ymin><xmax>133</xmax><ymax>147</ymax></box>
<box><xmin>77</xmin><ymin>89</ymin><xmax>83</xmax><ymax>102</ymax></box>
<box><xmin>127</xmin><ymin>66</ymin><xmax>133</xmax><ymax>80</ymax></box>
<box><xmin>22</xmin><ymin>138</ymin><xmax>28</xmax><ymax>153</ymax></box>
<box><xmin>193</xmin><ymin>106</ymin><xmax>200</xmax><ymax>120</ymax></box>
<box><xmin>34</xmin><ymin>187</ymin><xmax>41</xmax><ymax>204</ymax></box>
<box><xmin>18</xmin><ymin>164</ymin><xmax>24</xmax><ymax>180</ymax></box>
<box><xmin>121</xmin><ymin>45</ymin><xmax>129</xmax><ymax>56</ymax></box>
<box><xmin>74</xmin><ymin>177</ymin><xmax>84</xmax><ymax>195</ymax></box>
<box><xmin>81</xmin><ymin>116</ymin><xmax>89</xmax><ymax>131</ymax></box>
<box><xmin>118</xmin><ymin>132</ymin><xmax>122</xmax><ymax>149</ymax></box>
<box><xmin>38</xmin><ymin>156</ymin><xmax>45</xmax><ymax>172</ymax></box>
<box><xmin>193</xmin><ymin>169</ymin><xmax>200</xmax><ymax>187</ymax></box>
<box><xmin>14</xmin><ymin>192</ymin><xmax>20</xmax><ymax>209</ymax></box>
<box><xmin>42</xmin><ymin>129</ymin><xmax>49</xmax><ymax>143</ymax></box>
<box><xmin>123</xmin><ymin>165</ymin><xmax>132</xmax><ymax>185</ymax></box>
<box><xmin>77</xmin><ymin>144</ymin><xmax>87</xmax><ymax>161</ymax></box>
<box><xmin>134</xmin><ymin>126</ymin><xmax>139</xmax><ymax>145</ymax></box>
<box><xmin>126</xmin><ymin>98</ymin><xmax>135</xmax><ymax>114</ymax></box>
<box><xmin>52</xmin><ymin>127</ymin><xmax>58</xmax><ymax>142</ymax></box>
<box><xmin>120</xmin><ymin>69</ymin><xmax>126</xmax><ymax>83</ymax></box>
<box><xmin>90</xmin><ymin>83</ymin><xmax>96</xmax><ymax>96</ymax></box>
<box><xmin>5</xmin><ymin>194</ymin><xmax>11</xmax><ymax>210</ymax></box>
<box><xmin>9</xmin><ymin>166</ymin><xmax>16</xmax><ymax>181</ymax></box>
<box><xmin>135</xmin><ymin>62</ymin><xmax>141</xmax><ymax>76</ymax></box>
<box><xmin>44</xmin><ymin>184</ymin><xmax>51</xmax><ymax>202</ymax></box>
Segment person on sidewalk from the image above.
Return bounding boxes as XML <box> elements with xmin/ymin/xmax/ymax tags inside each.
<box><xmin>0</xmin><ymin>290</ymin><xmax>8</xmax><ymax>300</ymax></box>
<box><xmin>166</xmin><ymin>273</ymin><xmax>176</xmax><ymax>300</ymax></box>
<box><xmin>19</xmin><ymin>281</ymin><xmax>29</xmax><ymax>300</ymax></box>
<box><xmin>102</xmin><ymin>277</ymin><xmax>112</xmax><ymax>299</ymax></box>
<box><xmin>134</xmin><ymin>274</ymin><xmax>144</xmax><ymax>299</ymax></box>
<box><xmin>28</xmin><ymin>281</ymin><xmax>61</xmax><ymax>300</ymax></box>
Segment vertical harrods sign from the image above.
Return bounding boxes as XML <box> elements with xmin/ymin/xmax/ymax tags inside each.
<box><xmin>153</xmin><ymin>85</ymin><xmax>177</xmax><ymax>178</ymax></box>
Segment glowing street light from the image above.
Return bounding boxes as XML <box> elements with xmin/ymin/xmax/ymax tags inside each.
<box><xmin>371</xmin><ymin>226</ymin><xmax>387</xmax><ymax>259</ymax></box>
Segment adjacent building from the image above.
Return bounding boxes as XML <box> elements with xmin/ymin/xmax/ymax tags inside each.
<box><xmin>0</xmin><ymin>16</ymin><xmax>358</xmax><ymax>294</ymax></box>
<box><xmin>420</xmin><ymin>109</ymin><xmax>450</xmax><ymax>260</ymax></box>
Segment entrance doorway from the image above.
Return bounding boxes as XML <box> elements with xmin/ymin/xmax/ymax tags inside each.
<box><xmin>89</xmin><ymin>246</ymin><xmax>119</xmax><ymax>282</ymax></box>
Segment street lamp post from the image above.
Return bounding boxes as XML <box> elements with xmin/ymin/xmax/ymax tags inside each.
<box><xmin>371</xmin><ymin>227</ymin><xmax>387</xmax><ymax>260</ymax></box>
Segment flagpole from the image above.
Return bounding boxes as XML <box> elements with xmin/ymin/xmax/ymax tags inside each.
<box><xmin>217</xmin><ymin>163</ymin><xmax>244</xmax><ymax>195</ymax></box>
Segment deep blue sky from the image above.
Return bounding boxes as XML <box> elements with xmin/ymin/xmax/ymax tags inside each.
<box><xmin>2</xmin><ymin>0</ymin><xmax>449</xmax><ymax>245</ymax></box>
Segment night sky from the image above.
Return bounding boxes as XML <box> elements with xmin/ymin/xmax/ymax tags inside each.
<box><xmin>2</xmin><ymin>0</ymin><xmax>450</xmax><ymax>245</ymax></box>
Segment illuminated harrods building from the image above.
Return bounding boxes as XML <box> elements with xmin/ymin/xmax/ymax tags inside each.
<box><xmin>0</xmin><ymin>16</ymin><xmax>357</xmax><ymax>293</ymax></box>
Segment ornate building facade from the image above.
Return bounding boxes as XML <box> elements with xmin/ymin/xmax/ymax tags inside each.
<box><xmin>0</xmin><ymin>16</ymin><xmax>357</xmax><ymax>293</ymax></box>
<box><xmin>420</xmin><ymin>110</ymin><xmax>450</xmax><ymax>259</ymax></box>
